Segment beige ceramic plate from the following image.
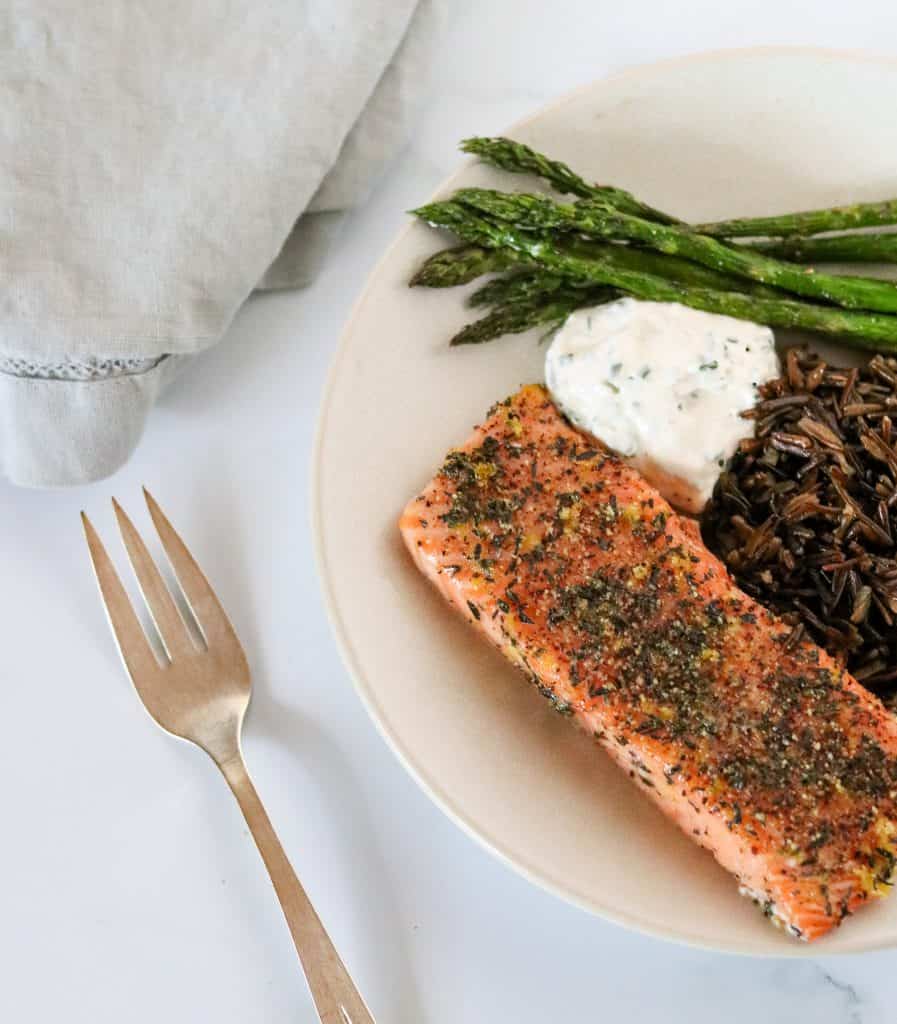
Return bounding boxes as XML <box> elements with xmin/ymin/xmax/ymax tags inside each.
<box><xmin>314</xmin><ymin>49</ymin><xmax>897</xmax><ymax>954</ymax></box>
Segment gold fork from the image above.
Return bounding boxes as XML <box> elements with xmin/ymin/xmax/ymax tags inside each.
<box><xmin>82</xmin><ymin>489</ymin><xmax>375</xmax><ymax>1024</ymax></box>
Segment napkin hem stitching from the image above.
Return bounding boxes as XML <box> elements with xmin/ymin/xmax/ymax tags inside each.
<box><xmin>0</xmin><ymin>354</ymin><xmax>169</xmax><ymax>382</ymax></box>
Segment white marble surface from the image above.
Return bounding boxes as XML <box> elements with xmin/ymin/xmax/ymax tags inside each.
<box><xmin>4</xmin><ymin>4</ymin><xmax>897</xmax><ymax>1021</ymax></box>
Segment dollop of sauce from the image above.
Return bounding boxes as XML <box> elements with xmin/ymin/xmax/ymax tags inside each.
<box><xmin>545</xmin><ymin>298</ymin><xmax>780</xmax><ymax>513</ymax></box>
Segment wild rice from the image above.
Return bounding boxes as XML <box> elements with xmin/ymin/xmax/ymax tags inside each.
<box><xmin>702</xmin><ymin>348</ymin><xmax>897</xmax><ymax>706</ymax></box>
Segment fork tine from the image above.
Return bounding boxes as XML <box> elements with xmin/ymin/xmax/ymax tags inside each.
<box><xmin>143</xmin><ymin>488</ymin><xmax>243</xmax><ymax>652</ymax></box>
<box><xmin>81</xmin><ymin>512</ymin><xmax>162</xmax><ymax>681</ymax></box>
<box><xmin>112</xmin><ymin>498</ymin><xmax>194</xmax><ymax>660</ymax></box>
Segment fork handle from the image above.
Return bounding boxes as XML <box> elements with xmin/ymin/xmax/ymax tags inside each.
<box><xmin>219</xmin><ymin>756</ymin><xmax>376</xmax><ymax>1024</ymax></box>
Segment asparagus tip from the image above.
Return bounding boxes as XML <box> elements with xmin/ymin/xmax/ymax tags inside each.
<box><xmin>409</xmin><ymin>205</ymin><xmax>441</xmax><ymax>224</ymax></box>
<box><xmin>449</xmin><ymin>323</ymin><xmax>487</xmax><ymax>346</ymax></box>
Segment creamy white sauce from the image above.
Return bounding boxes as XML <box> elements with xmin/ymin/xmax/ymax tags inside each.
<box><xmin>545</xmin><ymin>298</ymin><xmax>780</xmax><ymax>514</ymax></box>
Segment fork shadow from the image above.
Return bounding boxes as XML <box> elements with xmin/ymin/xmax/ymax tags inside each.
<box><xmin>203</xmin><ymin>475</ymin><xmax>425</xmax><ymax>1023</ymax></box>
<box><xmin>246</xmin><ymin>693</ymin><xmax>427</xmax><ymax>1024</ymax></box>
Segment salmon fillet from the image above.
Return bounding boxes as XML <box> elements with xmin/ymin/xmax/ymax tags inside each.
<box><xmin>400</xmin><ymin>384</ymin><xmax>897</xmax><ymax>941</ymax></box>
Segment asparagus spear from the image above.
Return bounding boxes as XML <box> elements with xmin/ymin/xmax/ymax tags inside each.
<box><xmin>749</xmin><ymin>233</ymin><xmax>897</xmax><ymax>264</ymax></box>
<box><xmin>463</xmin><ymin>136</ymin><xmax>897</xmax><ymax>248</ymax></box>
<box><xmin>696</xmin><ymin>200</ymin><xmax>897</xmax><ymax>238</ymax></box>
<box><xmin>561</xmin><ymin>239</ymin><xmax>783</xmax><ymax>298</ymax></box>
<box><xmin>411</xmin><ymin>201</ymin><xmax>897</xmax><ymax>351</ymax></box>
<box><xmin>415</xmin><ymin>236</ymin><xmax>781</xmax><ymax>298</ymax></box>
<box><xmin>453</xmin><ymin>188</ymin><xmax>897</xmax><ymax>313</ymax></box>
<box><xmin>461</xmin><ymin>136</ymin><xmax>679</xmax><ymax>224</ymax></box>
<box><xmin>410</xmin><ymin>244</ymin><xmax>518</xmax><ymax>287</ymax></box>
<box><xmin>452</xmin><ymin>288</ymin><xmax>615</xmax><ymax>346</ymax></box>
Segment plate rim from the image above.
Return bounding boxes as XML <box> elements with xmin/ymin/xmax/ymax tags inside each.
<box><xmin>311</xmin><ymin>45</ymin><xmax>897</xmax><ymax>957</ymax></box>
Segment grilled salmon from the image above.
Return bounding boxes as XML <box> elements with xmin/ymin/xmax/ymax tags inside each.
<box><xmin>400</xmin><ymin>384</ymin><xmax>897</xmax><ymax>941</ymax></box>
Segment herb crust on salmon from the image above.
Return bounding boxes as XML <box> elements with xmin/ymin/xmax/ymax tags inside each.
<box><xmin>400</xmin><ymin>384</ymin><xmax>897</xmax><ymax>941</ymax></box>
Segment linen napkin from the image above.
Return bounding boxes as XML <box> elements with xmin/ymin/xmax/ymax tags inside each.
<box><xmin>0</xmin><ymin>0</ymin><xmax>446</xmax><ymax>486</ymax></box>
